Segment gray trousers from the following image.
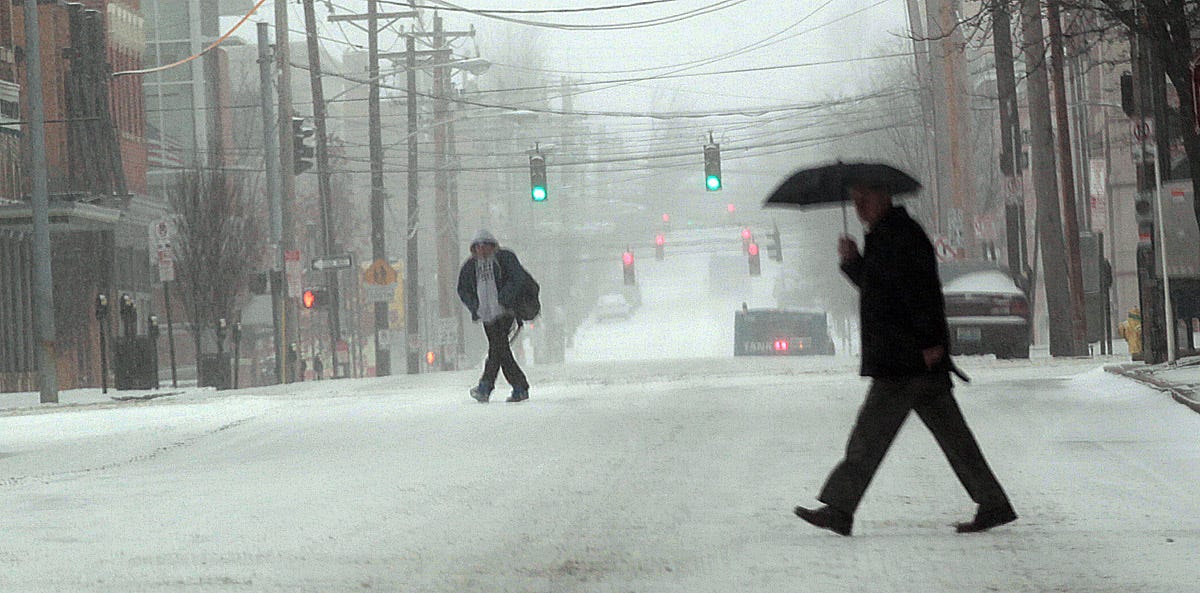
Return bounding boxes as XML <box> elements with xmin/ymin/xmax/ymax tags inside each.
<box><xmin>818</xmin><ymin>373</ymin><xmax>1010</xmax><ymax>515</ymax></box>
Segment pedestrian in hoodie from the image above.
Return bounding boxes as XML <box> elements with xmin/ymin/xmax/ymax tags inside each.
<box><xmin>457</xmin><ymin>230</ymin><xmax>531</xmax><ymax>403</ymax></box>
<box><xmin>793</xmin><ymin>183</ymin><xmax>1016</xmax><ymax>536</ymax></box>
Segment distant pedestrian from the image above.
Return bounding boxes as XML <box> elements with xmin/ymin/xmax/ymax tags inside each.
<box><xmin>1118</xmin><ymin>307</ymin><xmax>1143</xmax><ymax>361</ymax></box>
<box><xmin>457</xmin><ymin>229</ymin><xmax>531</xmax><ymax>403</ymax></box>
<box><xmin>312</xmin><ymin>355</ymin><xmax>323</xmax><ymax>381</ymax></box>
<box><xmin>794</xmin><ymin>182</ymin><xmax>1016</xmax><ymax>536</ymax></box>
<box><xmin>298</xmin><ymin>357</ymin><xmax>307</xmax><ymax>382</ymax></box>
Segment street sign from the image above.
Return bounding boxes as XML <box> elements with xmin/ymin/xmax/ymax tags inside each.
<box><xmin>1131</xmin><ymin>118</ymin><xmax>1154</xmax><ymax>142</ymax></box>
<box><xmin>284</xmin><ymin>250</ymin><xmax>303</xmax><ymax>298</ymax></box>
<box><xmin>312</xmin><ymin>254</ymin><xmax>352</xmax><ymax>271</ymax></box>
<box><xmin>157</xmin><ymin>250</ymin><xmax>175</xmax><ymax>282</ymax></box>
<box><xmin>364</xmin><ymin>282</ymin><xmax>397</xmax><ymax>303</ymax></box>
<box><xmin>363</xmin><ymin>259</ymin><xmax>398</xmax><ymax>285</ymax></box>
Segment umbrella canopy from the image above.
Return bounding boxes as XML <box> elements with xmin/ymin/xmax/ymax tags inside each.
<box><xmin>763</xmin><ymin>162</ymin><xmax>922</xmax><ymax>232</ymax></box>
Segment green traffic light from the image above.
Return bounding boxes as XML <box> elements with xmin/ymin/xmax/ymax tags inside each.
<box><xmin>706</xmin><ymin>175</ymin><xmax>722</xmax><ymax>191</ymax></box>
<box><xmin>532</xmin><ymin>185</ymin><xmax>547</xmax><ymax>201</ymax></box>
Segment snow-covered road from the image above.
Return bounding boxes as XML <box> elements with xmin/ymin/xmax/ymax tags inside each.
<box><xmin>2</xmin><ymin>355</ymin><xmax>1198</xmax><ymax>592</ymax></box>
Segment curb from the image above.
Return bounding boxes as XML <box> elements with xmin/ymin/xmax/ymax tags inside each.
<box><xmin>1106</xmin><ymin>362</ymin><xmax>1200</xmax><ymax>415</ymax></box>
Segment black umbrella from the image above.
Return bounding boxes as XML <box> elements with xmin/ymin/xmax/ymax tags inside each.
<box><xmin>763</xmin><ymin>162</ymin><xmax>922</xmax><ymax>233</ymax></box>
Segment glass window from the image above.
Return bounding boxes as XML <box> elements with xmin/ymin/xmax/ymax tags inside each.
<box><xmin>154</xmin><ymin>42</ymin><xmax>194</xmax><ymax>83</ymax></box>
<box><xmin>158</xmin><ymin>84</ymin><xmax>196</xmax><ymax>153</ymax></box>
<box><xmin>152</xmin><ymin>1</ymin><xmax>191</xmax><ymax>41</ymax></box>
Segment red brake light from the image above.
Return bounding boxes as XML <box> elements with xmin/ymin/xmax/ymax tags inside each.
<box><xmin>774</xmin><ymin>339</ymin><xmax>788</xmax><ymax>352</ymax></box>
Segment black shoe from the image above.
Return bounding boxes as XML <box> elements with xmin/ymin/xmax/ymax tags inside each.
<box><xmin>506</xmin><ymin>388</ymin><xmax>529</xmax><ymax>403</ymax></box>
<box><xmin>955</xmin><ymin>503</ymin><xmax>1017</xmax><ymax>533</ymax></box>
<box><xmin>469</xmin><ymin>384</ymin><xmax>492</xmax><ymax>403</ymax></box>
<box><xmin>794</xmin><ymin>505</ymin><xmax>853</xmax><ymax>536</ymax></box>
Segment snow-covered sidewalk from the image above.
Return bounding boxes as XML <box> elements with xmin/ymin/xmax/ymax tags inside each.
<box><xmin>1107</xmin><ymin>354</ymin><xmax>1200</xmax><ymax>414</ymax></box>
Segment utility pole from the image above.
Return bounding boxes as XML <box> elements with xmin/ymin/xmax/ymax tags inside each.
<box><xmin>405</xmin><ymin>32</ymin><xmax>421</xmax><ymax>374</ymax></box>
<box><xmin>258</xmin><ymin>22</ymin><xmax>286</xmax><ymax>386</ymax></box>
<box><xmin>301</xmin><ymin>0</ymin><xmax>343</xmax><ymax>377</ymax></box>
<box><xmin>1021</xmin><ymin>0</ymin><xmax>1079</xmax><ymax>357</ymax></box>
<box><xmin>426</xmin><ymin>14</ymin><xmax>475</xmax><ymax>371</ymax></box>
<box><xmin>24</xmin><ymin>0</ymin><xmax>58</xmax><ymax>403</ymax></box>
<box><xmin>992</xmin><ymin>1</ymin><xmax>1028</xmax><ymax>280</ymax></box>
<box><xmin>433</xmin><ymin>14</ymin><xmax>453</xmax><ymax>370</ymax></box>
<box><xmin>1047</xmin><ymin>0</ymin><xmax>1089</xmax><ymax>352</ymax></box>
<box><xmin>904</xmin><ymin>0</ymin><xmax>940</xmax><ymax>229</ymax></box>
<box><xmin>367</xmin><ymin>1</ymin><xmax>394</xmax><ymax>376</ymax></box>
<box><xmin>326</xmin><ymin>3</ymin><xmax>419</xmax><ymax>378</ymax></box>
<box><xmin>276</xmin><ymin>0</ymin><xmax>297</xmax><ymax>382</ymax></box>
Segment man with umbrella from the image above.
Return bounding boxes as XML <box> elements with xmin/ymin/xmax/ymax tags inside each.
<box><xmin>769</xmin><ymin>163</ymin><xmax>1016</xmax><ymax>536</ymax></box>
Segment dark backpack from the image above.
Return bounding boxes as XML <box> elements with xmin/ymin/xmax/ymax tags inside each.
<box><xmin>512</xmin><ymin>273</ymin><xmax>541</xmax><ymax>321</ymax></box>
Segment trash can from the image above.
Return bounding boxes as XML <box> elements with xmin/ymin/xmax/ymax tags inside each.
<box><xmin>114</xmin><ymin>336</ymin><xmax>158</xmax><ymax>390</ymax></box>
<box><xmin>198</xmin><ymin>353</ymin><xmax>232</xmax><ymax>390</ymax></box>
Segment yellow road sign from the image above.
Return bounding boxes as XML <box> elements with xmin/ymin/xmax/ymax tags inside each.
<box><xmin>364</xmin><ymin>258</ymin><xmax>398</xmax><ymax>285</ymax></box>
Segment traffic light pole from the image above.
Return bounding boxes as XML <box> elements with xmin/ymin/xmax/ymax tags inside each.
<box><xmin>301</xmin><ymin>0</ymin><xmax>343</xmax><ymax>377</ymax></box>
<box><xmin>405</xmin><ymin>33</ymin><xmax>421</xmax><ymax>374</ymax></box>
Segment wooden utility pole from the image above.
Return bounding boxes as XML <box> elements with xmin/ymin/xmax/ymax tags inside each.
<box><xmin>275</xmin><ymin>0</ymin><xmax>297</xmax><ymax>381</ymax></box>
<box><xmin>1047</xmin><ymin>0</ymin><xmax>1089</xmax><ymax>352</ymax></box>
<box><xmin>301</xmin><ymin>0</ymin><xmax>343</xmax><ymax>376</ymax></box>
<box><xmin>904</xmin><ymin>0</ymin><xmax>940</xmax><ymax>229</ymax></box>
<box><xmin>1021</xmin><ymin>0</ymin><xmax>1080</xmax><ymax>356</ymax></box>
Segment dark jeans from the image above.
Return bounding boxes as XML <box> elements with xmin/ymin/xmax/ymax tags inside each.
<box><xmin>480</xmin><ymin>315</ymin><xmax>528</xmax><ymax>391</ymax></box>
<box><xmin>818</xmin><ymin>373</ymin><xmax>1010</xmax><ymax>515</ymax></box>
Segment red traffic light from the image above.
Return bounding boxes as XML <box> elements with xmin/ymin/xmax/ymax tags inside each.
<box><xmin>741</xmin><ymin>228</ymin><xmax>752</xmax><ymax>240</ymax></box>
<box><xmin>662</xmin><ymin>213</ymin><xmax>670</xmax><ymax>223</ymax></box>
<box><xmin>622</xmin><ymin>251</ymin><xmax>634</xmax><ymax>266</ymax></box>
<box><xmin>748</xmin><ymin>243</ymin><xmax>759</xmax><ymax>256</ymax></box>
<box><xmin>302</xmin><ymin>289</ymin><xmax>317</xmax><ymax>309</ymax></box>
<box><xmin>425</xmin><ymin>350</ymin><xmax>436</xmax><ymax>365</ymax></box>
<box><xmin>655</xmin><ymin>234</ymin><xmax>664</xmax><ymax>246</ymax></box>
<box><xmin>727</xmin><ymin>203</ymin><xmax>736</xmax><ymax>213</ymax></box>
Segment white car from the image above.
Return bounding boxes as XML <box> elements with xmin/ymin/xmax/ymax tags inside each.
<box><xmin>593</xmin><ymin>293</ymin><xmax>632</xmax><ymax>321</ymax></box>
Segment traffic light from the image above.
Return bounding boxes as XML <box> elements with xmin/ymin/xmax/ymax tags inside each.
<box><xmin>748</xmin><ymin>242</ymin><xmax>761</xmax><ymax>276</ymax></box>
<box><xmin>655</xmin><ymin>234</ymin><xmax>664</xmax><ymax>260</ymax></box>
<box><xmin>622</xmin><ymin>250</ymin><xmax>636</xmax><ymax>286</ymax></box>
<box><xmin>529</xmin><ymin>153</ymin><xmax>547</xmax><ymax>202</ymax></box>
<box><xmin>292</xmin><ymin>116</ymin><xmax>315</xmax><ymax>174</ymax></box>
<box><xmin>703</xmin><ymin>142</ymin><xmax>722</xmax><ymax>191</ymax></box>
<box><xmin>302</xmin><ymin>288</ymin><xmax>329</xmax><ymax>309</ymax></box>
<box><xmin>767</xmin><ymin>224</ymin><xmax>782</xmax><ymax>262</ymax></box>
<box><xmin>741</xmin><ymin>227</ymin><xmax>752</xmax><ymax>254</ymax></box>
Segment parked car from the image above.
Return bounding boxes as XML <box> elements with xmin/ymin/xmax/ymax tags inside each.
<box><xmin>734</xmin><ymin>307</ymin><xmax>835</xmax><ymax>356</ymax></box>
<box><xmin>940</xmin><ymin>260</ymin><xmax>1031</xmax><ymax>359</ymax></box>
<box><xmin>593</xmin><ymin>293</ymin><xmax>632</xmax><ymax>321</ymax></box>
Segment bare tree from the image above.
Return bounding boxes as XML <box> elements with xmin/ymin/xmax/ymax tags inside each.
<box><xmin>167</xmin><ymin>168</ymin><xmax>264</xmax><ymax>355</ymax></box>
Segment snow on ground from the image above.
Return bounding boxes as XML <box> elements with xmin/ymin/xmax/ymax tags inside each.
<box><xmin>3</xmin><ymin>248</ymin><xmax>1198</xmax><ymax>591</ymax></box>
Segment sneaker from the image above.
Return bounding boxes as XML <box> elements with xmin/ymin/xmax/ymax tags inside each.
<box><xmin>794</xmin><ymin>505</ymin><xmax>853</xmax><ymax>536</ymax></box>
<box><xmin>955</xmin><ymin>503</ymin><xmax>1017</xmax><ymax>533</ymax></box>
<box><xmin>469</xmin><ymin>383</ymin><xmax>492</xmax><ymax>403</ymax></box>
<box><xmin>506</xmin><ymin>388</ymin><xmax>529</xmax><ymax>403</ymax></box>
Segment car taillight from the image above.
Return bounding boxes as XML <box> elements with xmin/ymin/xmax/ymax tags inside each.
<box><xmin>774</xmin><ymin>339</ymin><xmax>789</xmax><ymax>352</ymax></box>
<box><xmin>1009</xmin><ymin>299</ymin><xmax>1029</xmax><ymax>316</ymax></box>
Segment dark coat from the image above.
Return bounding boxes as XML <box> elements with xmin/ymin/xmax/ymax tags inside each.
<box><xmin>840</xmin><ymin>206</ymin><xmax>952</xmax><ymax>378</ymax></box>
<box><xmin>457</xmin><ymin>248</ymin><xmax>529</xmax><ymax>322</ymax></box>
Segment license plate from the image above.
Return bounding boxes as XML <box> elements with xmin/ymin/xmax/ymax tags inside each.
<box><xmin>956</xmin><ymin>327</ymin><xmax>982</xmax><ymax>342</ymax></box>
